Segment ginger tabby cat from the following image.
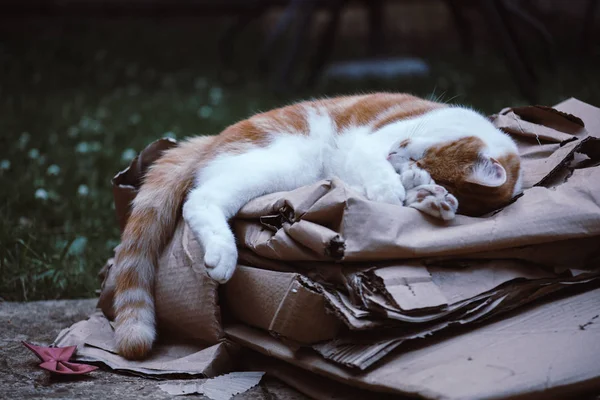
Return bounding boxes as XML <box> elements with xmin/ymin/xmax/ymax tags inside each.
<box><xmin>112</xmin><ymin>93</ymin><xmax>522</xmax><ymax>359</ymax></box>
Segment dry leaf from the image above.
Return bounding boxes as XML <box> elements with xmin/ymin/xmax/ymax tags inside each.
<box><xmin>22</xmin><ymin>341</ymin><xmax>98</xmax><ymax>375</ymax></box>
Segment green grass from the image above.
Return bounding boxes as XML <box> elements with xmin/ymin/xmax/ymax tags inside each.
<box><xmin>1</xmin><ymin>17</ymin><xmax>599</xmax><ymax>301</ymax></box>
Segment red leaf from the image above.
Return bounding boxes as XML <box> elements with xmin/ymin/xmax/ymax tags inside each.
<box><xmin>22</xmin><ymin>342</ymin><xmax>98</xmax><ymax>375</ymax></box>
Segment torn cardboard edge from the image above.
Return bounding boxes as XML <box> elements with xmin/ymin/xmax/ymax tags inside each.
<box><xmin>313</xmin><ymin>271</ymin><xmax>600</xmax><ymax>370</ymax></box>
<box><xmin>494</xmin><ymin>104</ymin><xmax>586</xmax><ymax>142</ymax></box>
<box><xmin>534</xmin><ymin>136</ymin><xmax>600</xmax><ymax>188</ymax></box>
<box><xmin>490</xmin><ymin>101</ymin><xmax>592</xmax><ymax>191</ymax></box>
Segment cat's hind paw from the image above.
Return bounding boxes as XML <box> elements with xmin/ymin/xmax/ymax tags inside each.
<box><xmin>204</xmin><ymin>237</ymin><xmax>238</xmax><ymax>283</ymax></box>
<box><xmin>405</xmin><ymin>184</ymin><xmax>458</xmax><ymax>221</ymax></box>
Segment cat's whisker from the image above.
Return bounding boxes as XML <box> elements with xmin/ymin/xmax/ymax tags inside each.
<box><xmin>441</xmin><ymin>94</ymin><xmax>463</xmax><ymax>105</ymax></box>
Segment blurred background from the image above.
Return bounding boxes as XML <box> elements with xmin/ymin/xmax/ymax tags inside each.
<box><xmin>1</xmin><ymin>0</ymin><xmax>599</xmax><ymax>301</ymax></box>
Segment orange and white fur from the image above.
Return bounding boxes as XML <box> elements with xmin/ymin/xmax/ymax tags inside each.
<box><xmin>112</xmin><ymin>93</ymin><xmax>522</xmax><ymax>359</ymax></box>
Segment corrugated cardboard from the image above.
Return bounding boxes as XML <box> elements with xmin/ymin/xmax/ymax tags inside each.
<box><xmin>223</xmin><ymin>265</ymin><xmax>341</xmax><ymax>343</ymax></box>
<box><xmin>55</xmin><ymin>97</ymin><xmax>600</xmax><ymax>399</ymax></box>
<box><xmin>312</xmin><ymin>268</ymin><xmax>599</xmax><ymax>370</ymax></box>
<box><xmin>226</xmin><ymin>285</ymin><xmax>600</xmax><ymax>400</ymax></box>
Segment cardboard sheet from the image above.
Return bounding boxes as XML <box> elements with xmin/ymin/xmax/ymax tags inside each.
<box><xmin>226</xmin><ymin>285</ymin><xmax>600</xmax><ymax>400</ymax></box>
<box><xmin>54</xmin><ymin>312</ymin><xmax>236</xmax><ymax>377</ymax></box>
<box><xmin>55</xmin><ymin>97</ymin><xmax>600</xmax><ymax>399</ymax></box>
<box><xmin>223</xmin><ymin>266</ymin><xmax>342</xmax><ymax>344</ymax></box>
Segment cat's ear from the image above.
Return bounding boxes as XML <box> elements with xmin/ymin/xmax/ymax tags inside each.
<box><xmin>465</xmin><ymin>156</ymin><xmax>507</xmax><ymax>187</ymax></box>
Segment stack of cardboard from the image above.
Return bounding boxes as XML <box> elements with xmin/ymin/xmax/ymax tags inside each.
<box><xmin>56</xmin><ymin>98</ymin><xmax>600</xmax><ymax>399</ymax></box>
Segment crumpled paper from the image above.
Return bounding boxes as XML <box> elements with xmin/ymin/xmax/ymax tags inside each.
<box><xmin>158</xmin><ymin>372</ymin><xmax>265</xmax><ymax>400</ymax></box>
<box><xmin>22</xmin><ymin>341</ymin><xmax>98</xmax><ymax>375</ymax></box>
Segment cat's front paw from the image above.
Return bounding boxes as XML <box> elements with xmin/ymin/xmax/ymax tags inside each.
<box><xmin>405</xmin><ymin>184</ymin><xmax>458</xmax><ymax>221</ymax></box>
<box><xmin>399</xmin><ymin>163</ymin><xmax>433</xmax><ymax>190</ymax></box>
<box><xmin>203</xmin><ymin>237</ymin><xmax>238</xmax><ymax>283</ymax></box>
<box><xmin>364</xmin><ymin>181</ymin><xmax>406</xmax><ymax>205</ymax></box>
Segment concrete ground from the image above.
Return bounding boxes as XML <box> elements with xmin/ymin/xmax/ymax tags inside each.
<box><xmin>0</xmin><ymin>299</ymin><xmax>308</xmax><ymax>400</ymax></box>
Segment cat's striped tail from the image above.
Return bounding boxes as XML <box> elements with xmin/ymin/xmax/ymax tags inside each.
<box><xmin>112</xmin><ymin>136</ymin><xmax>213</xmax><ymax>359</ymax></box>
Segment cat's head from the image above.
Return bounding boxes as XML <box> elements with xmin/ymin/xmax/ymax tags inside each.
<box><xmin>414</xmin><ymin>136</ymin><xmax>521</xmax><ymax>216</ymax></box>
<box><xmin>387</xmin><ymin>107</ymin><xmax>522</xmax><ymax>216</ymax></box>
